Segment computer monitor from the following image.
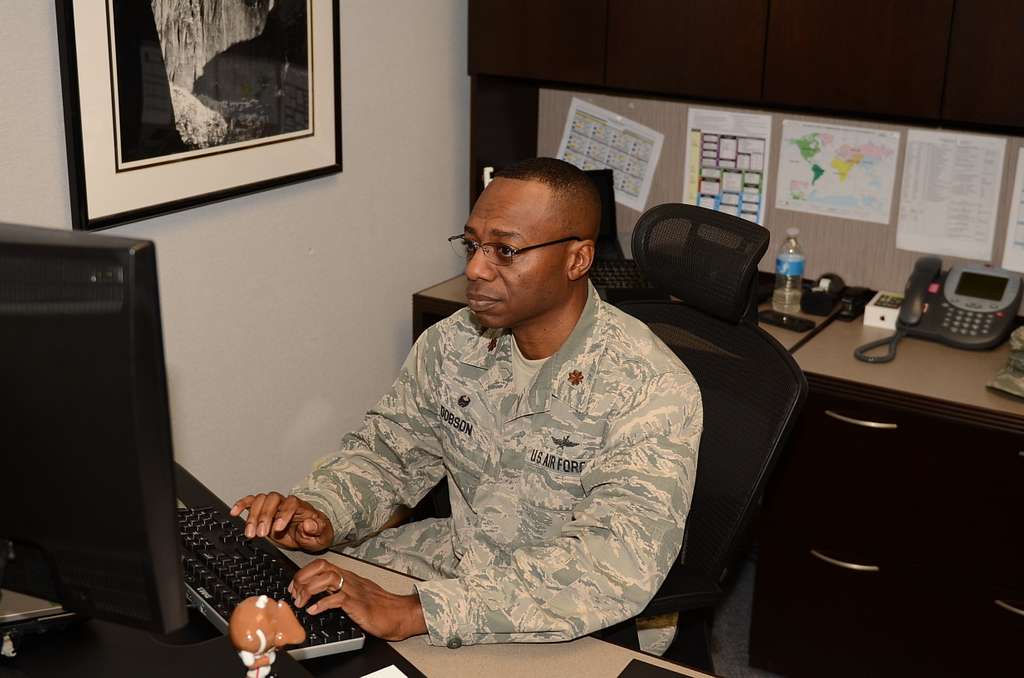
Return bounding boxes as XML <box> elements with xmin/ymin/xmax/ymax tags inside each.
<box><xmin>0</xmin><ymin>223</ymin><xmax>187</xmax><ymax>634</ymax></box>
<box><xmin>584</xmin><ymin>169</ymin><xmax>620</xmax><ymax>260</ymax></box>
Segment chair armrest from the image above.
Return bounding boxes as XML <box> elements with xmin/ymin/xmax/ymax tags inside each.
<box><xmin>638</xmin><ymin>563</ymin><xmax>723</xmax><ymax>617</ymax></box>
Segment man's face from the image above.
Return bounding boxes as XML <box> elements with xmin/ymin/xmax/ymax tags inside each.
<box><xmin>462</xmin><ymin>178</ymin><xmax>575</xmax><ymax>330</ymax></box>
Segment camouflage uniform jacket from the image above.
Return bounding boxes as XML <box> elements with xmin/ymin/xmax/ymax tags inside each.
<box><xmin>293</xmin><ymin>283</ymin><xmax>702</xmax><ymax>647</ymax></box>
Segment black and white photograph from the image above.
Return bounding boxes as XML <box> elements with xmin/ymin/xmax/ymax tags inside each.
<box><xmin>56</xmin><ymin>0</ymin><xmax>341</xmax><ymax>231</ymax></box>
<box><xmin>113</xmin><ymin>0</ymin><xmax>312</xmax><ymax>168</ymax></box>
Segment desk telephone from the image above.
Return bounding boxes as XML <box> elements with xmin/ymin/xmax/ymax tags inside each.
<box><xmin>855</xmin><ymin>256</ymin><xmax>1022</xmax><ymax>363</ymax></box>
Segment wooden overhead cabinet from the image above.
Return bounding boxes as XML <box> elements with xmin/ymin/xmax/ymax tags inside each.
<box><xmin>942</xmin><ymin>0</ymin><xmax>1024</xmax><ymax>128</ymax></box>
<box><xmin>468</xmin><ymin>0</ymin><xmax>608</xmax><ymax>85</ymax></box>
<box><xmin>605</xmin><ymin>0</ymin><xmax>768</xmax><ymax>103</ymax></box>
<box><xmin>762</xmin><ymin>0</ymin><xmax>954</xmax><ymax>120</ymax></box>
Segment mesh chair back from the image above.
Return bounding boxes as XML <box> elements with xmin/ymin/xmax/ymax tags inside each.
<box><xmin>631</xmin><ymin>204</ymin><xmax>769</xmax><ymax>323</ymax></box>
<box><xmin>619</xmin><ymin>204</ymin><xmax>807</xmax><ymax>585</ymax></box>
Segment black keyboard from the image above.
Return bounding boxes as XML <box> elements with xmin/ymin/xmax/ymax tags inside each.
<box><xmin>590</xmin><ymin>258</ymin><xmax>652</xmax><ymax>289</ymax></box>
<box><xmin>177</xmin><ymin>506</ymin><xmax>365</xmax><ymax>659</ymax></box>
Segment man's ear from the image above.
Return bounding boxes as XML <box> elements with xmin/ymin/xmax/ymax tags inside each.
<box><xmin>566</xmin><ymin>240</ymin><xmax>594</xmax><ymax>281</ymax></box>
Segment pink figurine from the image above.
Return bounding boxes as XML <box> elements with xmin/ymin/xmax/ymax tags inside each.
<box><xmin>228</xmin><ymin>595</ymin><xmax>306</xmax><ymax>678</ymax></box>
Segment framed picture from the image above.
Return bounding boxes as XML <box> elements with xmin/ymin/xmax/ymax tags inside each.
<box><xmin>55</xmin><ymin>0</ymin><xmax>341</xmax><ymax>231</ymax></box>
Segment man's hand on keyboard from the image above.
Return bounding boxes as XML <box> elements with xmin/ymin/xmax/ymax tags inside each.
<box><xmin>289</xmin><ymin>558</ymin><xmax>428</xmax><ymax>642</ymax></box>
<box><xmin>230</xmin><ymin>492</ymin><xmax>335</xmax><ymax>552</ymax></box>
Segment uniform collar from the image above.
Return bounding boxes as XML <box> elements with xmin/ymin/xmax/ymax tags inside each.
<box><xmin>457</xmin><ymin>283</ymin><xmax>606</xmax><ymax>417</ymax></box>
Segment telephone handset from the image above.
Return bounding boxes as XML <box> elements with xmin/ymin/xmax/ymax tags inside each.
<box><xmin>856</xmin><ymin>257</ymin><xmax>1022</xmax><ymax>362</ymax></box>
<box><xmin>897</xmin><ymin>256</ymin><xmax>942</xmax><ymax>327</ymax></box>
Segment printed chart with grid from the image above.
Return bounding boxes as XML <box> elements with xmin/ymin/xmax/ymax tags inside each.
<box><xmin>691</xmin><ymin>131</ymin><xmax>766</xmax><ymax>224</ymax></box>
<box><xmin>558</xmin><ymin>99</ymin><xmax>663</xmax><ymax>212</ymax></box>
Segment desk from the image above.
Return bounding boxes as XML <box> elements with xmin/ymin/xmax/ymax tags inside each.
<box><xmin>750</xmin><ymin>318</ymin><xmax>1024</xmax><ymax>677</ymax></box>
<box><xmin>290</xmin><ymin>551</ymin><xmax>712</xmax><ymax>678</ymax></box>
<box><xmin>175</xmin><ymin>467</ymin><xmax>713</xmax><ymax>678</ymax></box>
<box><xmin>413</xmin><ymin>275</ymin><xmax>824</xmax><ymax>352</ymax></box>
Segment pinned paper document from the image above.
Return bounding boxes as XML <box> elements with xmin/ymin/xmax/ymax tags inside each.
<box><xmin>557</xmin><ymin>98</ymin><xmax>664</xmax><ymax>211</ymax></box>
<box><xmin>683</xmin><ymin>107</ymin><xmax>772</xmax><ymax>225</ymax></box>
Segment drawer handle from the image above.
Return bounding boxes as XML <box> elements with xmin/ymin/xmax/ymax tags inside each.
<box><xmin>809</xmin><ymin>549</ymin><xmax>880</xmax><ymax>572</ymax></box>
<box><xmin>824</xmin><ymin>409</ymin><xmax>898</xmax><ymax>429</ymax></box>
<box><xmin>994</xmin><ymin>599</ymin><xmax>1024</xmax><ymax>618</ymax></box>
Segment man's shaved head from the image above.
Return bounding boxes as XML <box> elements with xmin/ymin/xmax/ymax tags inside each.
<box><xmin>494</xmin><ymin>158</ymin><xmax>601</xmax><ymax>241</ymax></box>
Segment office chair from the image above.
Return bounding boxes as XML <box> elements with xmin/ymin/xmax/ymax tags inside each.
<box><xmin>598</xmin><ymin>204</ymin><xmax>808</xmax><ymax>672</ymax></box>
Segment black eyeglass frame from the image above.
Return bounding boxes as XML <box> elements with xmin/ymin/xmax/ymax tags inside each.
<box><xmin>447</xmin><ymin>234</ymin><xmax>583</xmax><ymax>266</ymax></box>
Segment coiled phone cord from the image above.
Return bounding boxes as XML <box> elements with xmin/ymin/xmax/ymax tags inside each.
<box><xmin>854</xmin><ymin>329</ymin><xmax>906</xmax><ymax>363</ymax></box>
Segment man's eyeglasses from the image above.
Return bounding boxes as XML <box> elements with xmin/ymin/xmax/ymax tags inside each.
<box><xmin>448</xmin><ymin>234</ymin><xmax>581</xmax><ymax>266</ymax></box>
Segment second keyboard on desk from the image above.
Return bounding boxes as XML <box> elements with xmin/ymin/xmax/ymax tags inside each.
<box><xmin>177</xmin><ymin>505</ymin><xmax>366</xmax><ymax>660</ymax></box>
<box><xmin>590</xmin><ymin>258</ymin><xmax>652</xmax><ymax>290</ymax></box>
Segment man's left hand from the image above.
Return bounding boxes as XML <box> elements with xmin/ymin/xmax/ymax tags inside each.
<box><xmin>288</xmin><ymin>559</ymin><xmax>428</xmax><ymax>641</ymax></box>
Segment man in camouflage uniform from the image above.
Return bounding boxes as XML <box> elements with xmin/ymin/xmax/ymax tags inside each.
<box><xmin>231</xmin><ymin>158</ymin><xmax>702</xmax><ymax>650</ymax></box>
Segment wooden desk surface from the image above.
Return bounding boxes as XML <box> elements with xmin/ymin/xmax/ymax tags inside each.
<box><xmin>415</xmin><ymin>275</ymin><xmax>820</xmax><ymax>352</ymax></box>
<box><xmin>290</xmin><ymin>551</ymin><xmax>714</xmax><ymax>678</ymax></box>
<box><xmin>793</xmin><ymin>316</ymin><xmax>1024</xmax><ymax>421</ymax></box>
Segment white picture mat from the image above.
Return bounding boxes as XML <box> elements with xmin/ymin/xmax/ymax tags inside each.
<box><xmin>72</xmin><ymin>1</ymin><xmax>338</xmax><ymax>221</ymax></box>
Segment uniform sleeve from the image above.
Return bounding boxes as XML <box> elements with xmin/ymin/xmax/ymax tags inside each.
<box><xmin>414</xmin><ymin>369</ymin><xmax>702</xmax><ymax>646</ymax></box>
<box><xmin>291</xmin><ymin>329</ymin><xmax>446</xmax><ymax>545</ymax></box>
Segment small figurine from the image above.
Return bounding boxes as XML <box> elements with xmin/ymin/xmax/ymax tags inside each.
<box><xmin>229</xmin><ymin>594</ymin><xmax>306</xmax><ymax>678</ymax></box>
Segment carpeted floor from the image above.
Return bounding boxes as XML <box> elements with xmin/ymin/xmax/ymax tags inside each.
<box><xmin>707</xmin><ymin>554</ymin><xmax>785</xmax><ymax>678</ymax></box>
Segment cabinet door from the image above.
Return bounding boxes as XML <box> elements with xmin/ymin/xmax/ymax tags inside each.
<box><xmin>943</xmin><ymin>0</ymin><xmax>1024</xmax><ymax>128</ymax></box>
<box><xmin>751</xmin><ymin>537</ymin><xmax>900</xmax><ymax>677</ymax></box>
<box><xmin>605</xmin><ymin>0</ymin><xmax>767</xmax><ymax>102</ymax></box>
<box><xmin>897</xmin><ymin>422</ymin><xmax>1024</xmax><ymax>591</ymax></box>
<box><xmin>468</xmin><ymin>76</ymin><xmax>539</xmax><ymax>204</ymax></box>
<box><xmin>468</xmin><ymin>0</ymin><xmax>607</xmax><ymax>85</ymax></box>
<box><xmin>762</xmin><ymin>390</ymin><xmax>910</xmax><ymax>567</ymax></box>
<box><xmin>893</xmin><ymin>586</ymin><xmax>1024</xmax><ymax>676</ymax></box>
<box><xmin>763</xmin><ymin>0</ymin><xmax>954</xmax><ymax>119</ymax></box>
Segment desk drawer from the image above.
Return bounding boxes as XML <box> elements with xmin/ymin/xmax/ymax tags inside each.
<box><xmin>762</xmin><ymin>392</ymin><xmax>912</xmax><ymax>563</ymax></box>
<box><xmin>751</xmin><ymin>537</ymin><xmax>1023</xmax><ymax>677</ymax></box>
<box><xmin>751</xmin><ymin>537</ymin><xmax>900</xmax><ymax>677</ymax></box>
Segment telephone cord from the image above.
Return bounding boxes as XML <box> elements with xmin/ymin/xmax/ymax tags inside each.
<box><xmin>853</xmin><ymin>329</ymin><xmax>906</xmax><ymax>363</ymax></box>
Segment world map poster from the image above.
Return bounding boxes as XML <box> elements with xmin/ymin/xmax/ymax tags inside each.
<box><xmin>776</xmin><ymin>120</ymin><xmax>900</xmax><ymax>224</ymax></box>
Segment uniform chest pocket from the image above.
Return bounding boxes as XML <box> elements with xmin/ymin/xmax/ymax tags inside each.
<box><xmin>518</xmin><ymin>447</ymin><xmax>591</xmax><ymax>512</ymax></box>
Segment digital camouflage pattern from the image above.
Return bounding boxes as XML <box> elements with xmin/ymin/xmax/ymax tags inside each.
<box><xmin>988</xmin><ymin>326</ymin><xmax>1024</xmax><ymax>399</ymax></box>
<box><xmin>292</xmin><ymin>283</ymin><xmax>702</xmax><ymax>647</ymax></box>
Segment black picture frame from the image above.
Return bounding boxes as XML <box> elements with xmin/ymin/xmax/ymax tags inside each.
<box><xmin>55</xmin><ymin>0</ymin><xmax>342</xmax><ymax>231</ymax></box>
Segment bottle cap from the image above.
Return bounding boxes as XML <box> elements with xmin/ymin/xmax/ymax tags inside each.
<box><xmin>786</xmin><ymin>227</ymin><xmax>800</xmax><ymax>236</ymax></box>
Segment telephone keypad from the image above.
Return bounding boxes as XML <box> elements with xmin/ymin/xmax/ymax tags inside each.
<box><xmin>943</xmin><ymin>306</ymin><xmax>995</xmax><ymax>336</ymax></box>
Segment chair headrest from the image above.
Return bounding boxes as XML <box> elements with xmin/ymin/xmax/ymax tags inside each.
<box><xmin>630</xmin><ymin>204</ymin><xmax>770</xmax><ymax>323</ymax></box>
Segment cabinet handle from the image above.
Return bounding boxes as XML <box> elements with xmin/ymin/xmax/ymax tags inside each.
<box><xmin>809</xmin><ymin>549</ymin><xmax>880</xmax><ymax>572</ymax></box>
<box><xmin>824</xmin><ymin>409</ymin><xmax>898</xmax><ymax>429</ymax></box>
<box><xmin>994</xmin><ymin>599</ymin><xmax>1024</xmax><ymax>618</ymax></box>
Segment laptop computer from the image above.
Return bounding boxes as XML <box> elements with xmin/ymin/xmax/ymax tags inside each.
<box><xmin>0</xmin><ymin>590</ymin><xmax>64</xmax><ymax>626</ymax></box>
<box><xmin>1</xmin><ymin>589</ymin><xmax>79</xmax><ymax>656</ymax></box>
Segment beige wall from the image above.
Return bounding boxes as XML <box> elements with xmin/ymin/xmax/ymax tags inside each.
<box><xmin>0</xmin><ymin>2</ymin><xmax>468</xmax><ymax>503</ymax></box>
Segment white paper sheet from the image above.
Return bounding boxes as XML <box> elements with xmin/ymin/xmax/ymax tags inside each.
<box><xmin>896</xmin><ymin>129</ymin><xmax>1006</xmax><ymax>260</ymax></box>
<box><xmin>557</xmin><ymin>98</ymin><xmax>665</xmax><ymax>211</ymax></box>
<box><xmin>361</xmin><ymin>666</ymin><xmax>408</xmax><ymax>678</ymax></box>
<box><xmin>683</xmin><ymin>107</ymin><xmax>772</xmax><ymax>224</ymax></box>
<box><xmin>775</xmin><ymin>120</ymin><xmax>900</xmax><ymax>224</ymax></box>
<box><xmin>1000</xmin><ymin>147</ymin><xmax>1024</xmax><ymax>273</ymax></box>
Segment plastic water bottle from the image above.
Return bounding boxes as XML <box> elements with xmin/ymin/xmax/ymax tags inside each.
<box><xmin>772</xmin><ymin>228</ymin><xmax>805</xmax><ymax>314</ymax></box>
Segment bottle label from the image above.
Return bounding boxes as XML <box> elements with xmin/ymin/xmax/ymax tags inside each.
<box><xmin>776</xmin><ymin>255</ymin><xmax>805</xmax><ymax>277</ymax></box>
